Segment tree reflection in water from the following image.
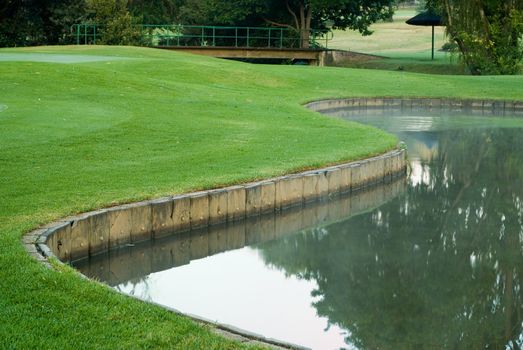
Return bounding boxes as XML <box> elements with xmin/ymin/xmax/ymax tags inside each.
<box><xmin>258</xmin><ymin>125</ymin><xmax>523</xmax><ymax>349</ymax></box>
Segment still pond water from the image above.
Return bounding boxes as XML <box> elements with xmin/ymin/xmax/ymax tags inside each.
<box><xmin>75</xmin><ymin>107</ymin><xmax>523</xmax><ymax>349</ymax></box>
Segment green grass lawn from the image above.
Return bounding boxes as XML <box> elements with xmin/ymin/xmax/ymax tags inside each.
<box><xmin>330</xmin><ymin>9</ymin><xmax>447</xmax><ymax>55</ymax></box>
<box><xmin>1</xmin><ymin>45</ymin><xmax>523</xmax><ymax>349</ymax></box>
<box><xmin>329</xmin><ymin>8</ymin><xmax>466</xmax><ymax>74</ymax></box>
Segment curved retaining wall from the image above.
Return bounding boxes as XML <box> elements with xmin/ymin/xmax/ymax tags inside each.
<box><xmin>78</xmin><ymin>177</ymin><xmax>406</xmax><ymax>287</ymax></box>
<box><xmin>21</xmin><ymin>96</ymin><xmax>523</xmax><ymax>349</ymax></box>
<box><xmin>28</xmin><ymin>96</ymin><xmax>523</xmax><ymax>264</ymax></box>
<box><xmin>305</xmin><ymin>97</ymin><xmax>523</xmax><ymax>115</ymax></box>
<box><xmin>26</xmin><ymin>149</ymin><xmax>407</xmax><ymax>264</ymax></box>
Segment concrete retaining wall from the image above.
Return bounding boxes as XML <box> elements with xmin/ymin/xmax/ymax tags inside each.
<box><xmin>319</xmin><ymin>50</ymin><xmax>384</xmax><ymax>67</ymax></box>
<box><xmin>305</xmin><ymin>97</ymin><xmax>523</xmax><ymax>116</ymax></box>
<box><xmin>31</xmin><ymin>96</ymin><xmax>523</xmax><ymax>264</ymax></box>
<box><xmin>77</xmin><ymin>176</ymin><xmax>406</xmax><ymax>287</ymax></box>
<box><xmin>30</xmin><ymin>149</ymin><xmax>407</xmax><ymax>264</ymax></box>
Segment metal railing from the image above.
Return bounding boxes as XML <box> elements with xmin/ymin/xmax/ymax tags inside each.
<box><xmin>71</xmin><ymin>24</ymin><xmax>332</xmax><ymax>49</ymax></box>
<box><xmin>73</xmin><ymin>24</ymin><xmax>98</xmax><ymax>45</ymax></box>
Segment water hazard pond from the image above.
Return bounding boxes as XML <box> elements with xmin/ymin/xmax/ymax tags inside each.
<box><xmin>74</xmin><ymin>106</ymin><xmax>523</xmax><ymax>349</ymax></box>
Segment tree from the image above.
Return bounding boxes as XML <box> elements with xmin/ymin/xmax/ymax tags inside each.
<box><xmin>86</xmin><ymin>0</ymin><xmax>142</xmax><ymax>45</ymax></box>
<box><xmin>127</xmin><ymin>0</ymin><xmax>184</xmax><ymax>24</ymax></box>
<box><xmin>178</xmin><ymin>0</ymin><xmax>395</xmax><ymax>48</ymax></box>
<box><xmin>178</xmin><ymin>0</ymin><xmax>270</xmax><ymax>26</ymax></box>
<box><xmin>1</xmin><ymin>0</ymin><xmax>395</xmax><ymax>48</ymax></box>
<box><xmin>428</xmin><ymin>0</ymin><xmax>523</xmax><ymax>75</ymax></box>
<box><xmin>265</xmin><ymin>0</ymin><xmax>395</xmax><ymax>48</ymax></box>
<box><xmin>0</xmin><ymin>0</ymin><xmax>86</xmax><ymax>47</ymax></box>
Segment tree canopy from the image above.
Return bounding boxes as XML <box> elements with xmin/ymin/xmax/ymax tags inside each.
<box><xmin>177</xmin><ymin>0</ymin><xmax>394</xmax><ymax>48</ymax></box>
<box><xmin>426</xmin><ymin>0</ymin><xmax>523</xmax><ymax>74</ymax></box>
<box><xmin>0</xmin><ymin>0</ymin><xmax>394</xmax><ymax>48</ymax></box>
<box><xmin>0</xmin><ymin>0</ymin><xmax>86</xmax><ymax>47</ymax></box>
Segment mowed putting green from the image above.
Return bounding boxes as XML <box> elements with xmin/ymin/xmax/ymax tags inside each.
<box><xmin>1</xmin><ymin>46</ymin><xmax>523</xmax><ymax>349</ymax></box>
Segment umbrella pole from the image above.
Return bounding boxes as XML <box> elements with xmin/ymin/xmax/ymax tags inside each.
<box><xmin>431</xmin><ymin>25</ymin><xmax>435</xmax><ymax>60</ymax></box>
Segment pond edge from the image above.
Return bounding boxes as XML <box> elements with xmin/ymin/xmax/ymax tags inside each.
<box><xmin>23</xmin><ymin>150</ymin><xmax>407</xmax><ymax>349</ymax></box>
<box><xmin>28</xmin><ymin>96</ymin><xmax>523</xmax><ymax>267</ymax></box>
<box><xmin>304</xmin><ymin>96</ymin><xmax>523</xmax><ymax>115</ymax></box>
<box><xmin>25</xmin><ymin>95</ymin><xmax>523</xmax><ymax>349</ymax></box>
<box><xmin>24</xmin><ymin>96</ymin><xmax>523</xmax><ymax>349</ymax></box>
<box><xmin>25</xmin><ymin>148</ymin><xmax>406</xmax><ymax>266</ymax></box>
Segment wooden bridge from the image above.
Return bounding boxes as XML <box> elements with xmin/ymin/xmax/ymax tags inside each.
<box><xmin>73</xmin><ymin>24</ymin><xmax>332</xmax><ymax>65</ymax></box>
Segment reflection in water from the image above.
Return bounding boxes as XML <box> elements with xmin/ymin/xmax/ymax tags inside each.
<box><xmin>76</xmin><ymin>180</ymin><xmax>405</xmax><ymax>287</ymax></box>
<box><xmin>75</xmin><ymin>177</ymin><xmax>405</xmax><ymax>349</ymax></box>
<box><xmin>258</xmin><ymin>110</ymin><xmax>523</xmax><ymax>349</ymax></box>
<box><xmin>74</xmin><ymin>108</ymin><xmax>523</xmax><ymax>349</ymax></box>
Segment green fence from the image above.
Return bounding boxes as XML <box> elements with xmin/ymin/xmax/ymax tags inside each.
<box><xmin>73</xmin><ymin>24</ymin><xmax>98</xmax><ymax>45</ymax></box>
<box><xmin>71</xmin><ymin>24</ymin><xmax>332</xmax><ymax>49</ymax></box>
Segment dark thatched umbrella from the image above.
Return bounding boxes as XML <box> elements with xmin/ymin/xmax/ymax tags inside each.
<box><xmin>406</xmin><ymin>11</ymin><xmax>444</xmax><ymax>60</ymax></box>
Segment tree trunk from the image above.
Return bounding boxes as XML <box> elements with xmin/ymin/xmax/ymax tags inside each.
<box><xmin>281</xmin><ymin>0</ymin><xmax>313</xmax><ymax>49</ymax></box>
<box><xmin>297</xmin><ymin>4</ymin><xmax>313</xmax><ymax>48</ymax></box>
<box><xmin>298</xmin><ymin>3</ymin><xmax>308</xmax><ymax>48</ymax></box>
<box><xmin>442</xmin><ymin>0</ymin><xmax>481</xmax><ymax>74</ymax></box>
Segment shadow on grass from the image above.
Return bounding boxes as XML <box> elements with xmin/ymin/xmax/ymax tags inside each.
<box><xmin>338</xmin><ymin>52</ymin><xmax>523</xmax><ymax>76</ymax></box>
<box><xmin>341</xmin><ymin>53</ymin><xmax>469</xmax><ymax>75</ymax></box>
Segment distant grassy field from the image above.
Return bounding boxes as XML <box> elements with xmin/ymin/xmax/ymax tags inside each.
<box><xmin>329</xmin><ymin>8</ymin><xmax>465</xmax><ymax>74</ymax></box>
<box><xmin>330</xmin><ymin>9</ymin><xmax>446</xmax><ymax>55</ymax></box>
<box><xmin>1</xmin><ymin>46</ymin><xmax>523</xmax><ymax>349</ymax></box>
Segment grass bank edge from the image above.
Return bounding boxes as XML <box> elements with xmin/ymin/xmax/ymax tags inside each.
<box><xmin>2</xmin><ymin>46</ymin><xmax>523</xmax><ymax>349</ymax></box>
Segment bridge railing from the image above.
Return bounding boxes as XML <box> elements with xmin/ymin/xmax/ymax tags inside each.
<box><xmin>71</xmin><ymin>24</ymin><xmax>332</xmax><ymax>49</ymax></box>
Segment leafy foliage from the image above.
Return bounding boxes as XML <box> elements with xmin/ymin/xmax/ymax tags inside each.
<box><xmin>0</xmin><ymin>0</ymin><xmax>394</xmax><ymax>48</ymax></box>
<box><xmin>428</xmin><ymin>0</ymin><xmax>523</xmax><ymax>75</ymax></box>
<box><xmin>127</xmin><ymin>0</ymin><xmax>184</xmax><ymax>24</ymax></box>
<box><xmin>0</xmin><ymin>0</ymin><xmax>86</xmax><ymax>46</ymax></box>
<box><xmin>177</xmin><ymin>0</ymin><xmax>395</xmax><ymax>48</ymax></box>
<box><xmin>86</xmin><ymin>0</ymin><xmax>142</xmax><ymax>45</ymax></box>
